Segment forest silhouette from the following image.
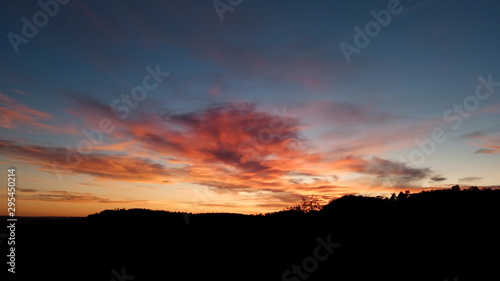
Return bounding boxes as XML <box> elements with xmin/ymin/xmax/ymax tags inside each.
<box><xmin>2</xmin><ymin>186</ymin><xmax>499</xmax><ymax>281</ymax></box>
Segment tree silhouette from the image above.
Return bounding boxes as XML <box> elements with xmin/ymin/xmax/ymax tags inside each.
<box><xmin>389</xmin><ymin>193</ymin><xmax>397</xmax><ymax>201</ymax></box>
<box><xmin>8</xmin><ymin>186</ymin><xmax>500</xmax><ymax>281</ymax></box>
<box><xmin>397</xmin><ymin>191</ymin><xmax>407</xmax><ymax>201</ymax></box>
<box><xmin>467</xmin><ymin>186</ymin><xmax>479</xmax><ymax>192</ymax></box>
<box><xmin>284</xmin><ymin>195</ymin><xmax>323</xmax><ymax>212</ymax></box>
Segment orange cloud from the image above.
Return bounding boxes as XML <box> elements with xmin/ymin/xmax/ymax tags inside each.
<box><xmin>2</xmin><ymin>100</ymin><xmax>438</xmax><ymax>207</ymax></box>
<box><xmin>0</xmin><ymin>140</ymin><xmax>182</xmax><ymax>183</ymax></box>
<box><xmin>62</xmin><ymin>99</ymin><xmax>431</xmax><ymax>198</ymax></box>
<box><xmin>0</xmin><ymin>93</ymin><xmax>61</xmax><ymax>132</ymax></box>
<box><xmin>15</xmin><ymin>188</ymin><xmax>147</xmax><ymax>204</ymax></box>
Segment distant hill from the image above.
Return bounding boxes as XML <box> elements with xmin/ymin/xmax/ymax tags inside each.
<box><xmin>2</xmin><ymin>187</ymin><xmax>499</xmax><ymax>281</ymax></box>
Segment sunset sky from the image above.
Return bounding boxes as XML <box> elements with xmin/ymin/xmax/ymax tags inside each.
<box><xmin>1</xmin><ymin>0</ymin><xmax>499</xmax><ymax>216</ymax></box>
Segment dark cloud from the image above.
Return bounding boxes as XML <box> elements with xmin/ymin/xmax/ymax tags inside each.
<box><xmin>430</xmin><ymin>175</ymin><xmax>447</xmax><ymax>182</ymax></box>
<box><xmin>298</xmin><ymin>100</ymin><xmax>397</xmax><ymax>127</ymax></box>
<box><xmin>17</xmin><ymin>189</ymin><xmax>146</xmax><ymax>204</ymax></box>
<box><xmin>458</xmin><ymin>177</ymin><xmax>483</xmax><ymax>183</ymax></box>
<box><xmin>17</xmin><ymin>188</ymin><xmax>38</xmax><ymax>193</ymax></box>
<box><xmin>357</xmin><ymin>157</ymin><xmax>432</xmax><ymax>186</ymax></box>
<box><xmin>194</xmin><ymin>203</ymin><xmax>239</xmax><ymax>208</ymax></box>
<box><xmin>475</xmin><ymin>149</ymin><xmax>496</xmax><ymax>154</ymax></box>
<box><xmin>124</xmin><ymin>102</ymin><xmax>303</xmax><ymax>176</ymax></box>
<box><xmin>193</xmin><ymin>181</ymin><xmax>251</xmax><ymax>193</ymax></box>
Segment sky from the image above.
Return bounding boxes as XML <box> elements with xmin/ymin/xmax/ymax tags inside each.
<box><xmin>0</xmin><ymin>0</ymin><xmax>499</xmax><ymax>217</ymax></box>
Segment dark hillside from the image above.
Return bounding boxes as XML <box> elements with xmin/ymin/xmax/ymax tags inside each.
<box><xmin>2</xmin><ymin>187</ymin><xmax>499</xmax><ymax>281</ymax></box>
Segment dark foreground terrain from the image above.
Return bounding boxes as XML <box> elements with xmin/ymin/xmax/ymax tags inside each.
<box><xmin>2</xmin><ymin>187</ymin><xmax>500</xmax><ymax>281</ymax></box>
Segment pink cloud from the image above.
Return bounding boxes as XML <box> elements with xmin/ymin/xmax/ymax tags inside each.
<box><xmin>64</xmin><ymin>100</ymin><xmax>436</xmax><ymax>197</ymax></box>
<box><xmin>0</xmin><ymin>93</ymin><xmax>60</xmax><ymax>132</ymax></box>
<box><xmin>1</xmin><ymin>98</ymin><xmax>439</xmax><ymax>208</ymax></box>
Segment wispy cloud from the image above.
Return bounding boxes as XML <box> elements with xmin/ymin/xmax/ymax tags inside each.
<box><xmin>16</xmin><ymin>189</ymin><xmax>147</xmax><ymax>204</ymax></box>
<box><xmin>0</xmin><ymin>93</ymin><xmax>56</xmax><ymax>131</ymax></box>
<box><xmin>11</xmin><ymin>89</ymin><xmax>33</xmax><ymax>97</ymax></box>
<box><xmin>430</xmin><ymin>175</ymin><xmax>447</xmax><ymax>182</ymax></box>
<box><xmin>0</xmin><ymin>140</ymin><xmax>181</xmax><ymax>183</ymax></box>
<box><xmin>354</xmin><ymin>157</ymin><xmax>432</xmax><ymax>186</ymax></box>
<box><xmin>475</xmin><ymin>149</ymin><xmax>496</xmax><ymax>154</ymax></box>
<box><xmin>463</xmin><ymin>126</ymin><xmax>500</xmax><ymax>154</ymax></box>
<box><xmin>458</xmin><ymin>177</ymin><xmax>483</xmax><ymax>183</ymax></box>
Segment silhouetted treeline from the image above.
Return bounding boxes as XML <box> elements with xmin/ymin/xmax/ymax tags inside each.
<box><xmin>2</xmin><ymin>187</ymin><xmax>499</xmax><ymax>281</ymax></box>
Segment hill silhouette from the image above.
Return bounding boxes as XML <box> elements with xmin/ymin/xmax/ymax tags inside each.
<box><xmin>2</xmin><ymin>186</ymin><xmax>499</xmax><ymax>281</ymax></box>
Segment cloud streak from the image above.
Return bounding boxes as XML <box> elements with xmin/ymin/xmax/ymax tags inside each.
<box><xmin>0</xmin><ymin>93</ymin><xmax>57</xmax><ymax>132</ymax></box>
<box><xmin>16</xmin><ymin>189</ymin><xmax>146</xmax><ymax>204</ymax></box>
<box><xmin>458</xmin><ymin>177</ymin><xmax>482</xmax><ymax>183</ymax></box>
<box><xmin>0</xmin><ymin>140</ymin><xmax>179</xmax><ymax>183</ymax></box>
<box><xmin>463</xmin><ymin>126</ymin><xmax>500</xmax><ymax>154</ymax></box>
